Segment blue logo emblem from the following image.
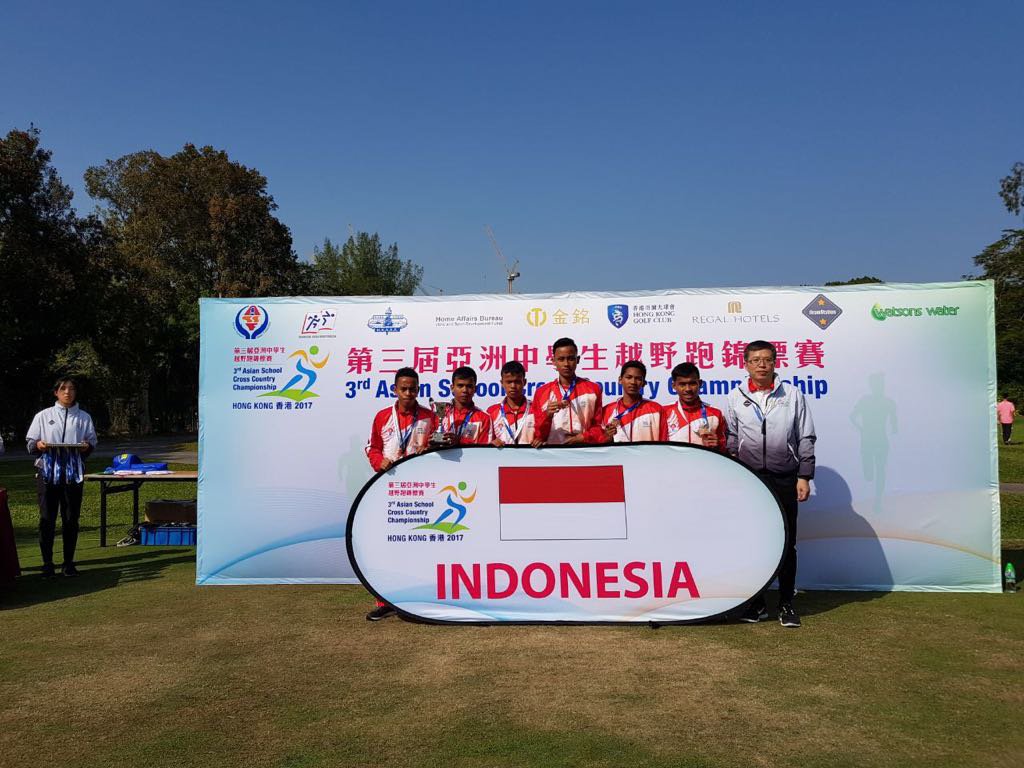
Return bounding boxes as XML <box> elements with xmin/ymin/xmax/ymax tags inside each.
<box><xmin>235</xmin><ymin>305</ymin><xmax>270</xmax><ymax>339</ymax></box>
<box><xmin>368</xmin><ymin>307</ymin><xmax>408</xmax><ymax>334</ymax></box>
<box><xmin>607</xmin><ymin>304</ymin><xmax>629</xmax><ymax>329</ymax></box>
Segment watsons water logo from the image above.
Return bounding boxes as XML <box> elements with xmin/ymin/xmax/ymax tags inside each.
<box><xmin>871</xmin><ymin>303</ymin><xmax>960</xmax><ymax>321</ymax></box>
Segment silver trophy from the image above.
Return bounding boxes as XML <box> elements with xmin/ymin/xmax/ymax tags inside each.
<box><xmin>429</xmin><ymin>398</ymin><xmax>454</xmax><ymax>446</ymax></box>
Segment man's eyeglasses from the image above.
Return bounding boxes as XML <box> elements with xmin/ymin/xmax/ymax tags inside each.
<box><xmin>746</xmin><ymin>357</ymin><xmax>775</xmax><ymax>367</ymax></box>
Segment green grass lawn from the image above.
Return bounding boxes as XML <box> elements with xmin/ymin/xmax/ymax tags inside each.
<box><xmin>2</xmin><ymin>453</ymin><xmax>1023</xmax><ymax>767</ymax></box>
<box><xmin>999</xmin><ymin>414</ymin><xmax>1024</xmax><ymax>484</ymax></box>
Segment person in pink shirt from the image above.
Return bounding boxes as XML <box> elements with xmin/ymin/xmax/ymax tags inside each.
<box><xmin>998</xmin><ymin>395</ymin><xmax>1017</xmax><ymax>445</ymax></box>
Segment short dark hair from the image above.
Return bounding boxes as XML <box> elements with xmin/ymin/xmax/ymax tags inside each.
<box><xmin>671</xmin><ymin>362</ymin><xmax>700</xmax><ymax>380</ymax></box>
<box><xmin>394</xmin><ymin>367</ymin><xmax>419</xmax><ymax>385</ymax></box>
<box><xmin>619</xmin><ymin>360</ymin><xmax>646</xmax><ymax>378</ymax></box>
<box><xmin>52</xmin><ymin>377</ymin><xmax>78</xmax><ymax>393</ymax></box>
<box><xmin>744</xmin><ymin>340</ymin><xmax>777</xmax><ymax>361</ymax></box>
<box><xmin>501</xmin><ymin>360</ymin><xmax>526</xmax><ymax>378</ymax></box>
<box><xmin>452</xmin><ymin>366</ymin><xmax>477</xmax><ymax>384</ymax></box>
<box><xmin>551</xmin><ymin>337</ymin><xmax>577</xmax><ymax>355</ymax></box>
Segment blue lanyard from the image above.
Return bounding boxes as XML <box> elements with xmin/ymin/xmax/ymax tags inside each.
<box><xmin>559</xmin><ymin>378</ymin><xmax>577</xmax><ymax>401</ymax></box>
<box><xmin>614</xmin><ymin>399</ymin><xmax>642</xmax><ymax>440</ymax></box>
<box><xmin>677</xmin><ymin>403</ymin><xmax>709</xmax><ymax>439</ymax></box>
<box><xmin>449</xmin><ymin>408</ymin><xmax>474</xmax><ymax>438</ymax></box>
<box><xmin>396</xmin><ymin>407</ymin><xmax>415</xmax><ymax>454</ymax></box>
<box><xmin>615</xmin><ymin>400</ymin><xmax>642</xmax><ymax>421</ymax></box>
<box><xmin>500</xmin><ymin>401</ymin><xmax>525</xmax><ymax>443</ymax></box>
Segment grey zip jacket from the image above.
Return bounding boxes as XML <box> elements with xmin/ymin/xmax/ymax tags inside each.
<box><xmin>726</xmin><ymin>377</ymin><xmax>816</xmax><ymax>478</ymax></box>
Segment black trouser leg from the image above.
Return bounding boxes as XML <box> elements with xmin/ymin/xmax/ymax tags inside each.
<box><xmin>61</xmin><ymin>482</ymin><xmax>84</xmax><ymax>566</ymax></box>
<box><xmin>37</xmin><ymin>475</ymin><xmax>60</xmax><ymax>566</ymax></box>
<box><xmin>754</xmin><ymin>471</ymin><xmax>799</xmax><ymax>608</ymax></box>
<box><xmin>1003</xmin><ymin>424</ymin><xmax>1012</xmax><ymax>444</ymax></box>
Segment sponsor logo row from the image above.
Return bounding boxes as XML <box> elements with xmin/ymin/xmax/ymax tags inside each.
<box><xmin>233</xmin><ymin>294</ymin><xmax>963</xmax><ymax>340</ymax></box>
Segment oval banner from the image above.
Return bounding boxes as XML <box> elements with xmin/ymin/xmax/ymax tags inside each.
<box><xmin>347</xmin><ymin>444</ymin><xmax>786</xmax><ymax>624</ymax></box>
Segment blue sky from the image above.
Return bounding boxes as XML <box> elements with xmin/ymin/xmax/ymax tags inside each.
<box><xmin>3</xmin><ymin>2</ymin><xmax>1021</xmax><ymax>296</ymax></box>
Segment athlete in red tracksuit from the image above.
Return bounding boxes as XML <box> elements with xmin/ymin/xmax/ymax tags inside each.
<box><xmin>365</xmin><ymin>367</ymin><xmax>437</xmax><ymax>622</ymax></box>
<box><xmin>531</xmin><ymin>337</ymin><xmax>604</xmax><ymax>445</ymax></box>
<box><xmin>661</xmin><ymin>362</ymin><xmax>727</xmax><ymax>452</ymax></box>
<box><xmin>365</xmin><ymin>369</ymin><xmax>438</xmax><ymax>472</ymax></box>
<box><xmin>441</xmin><ymin>366</ymin><xmax>492</xmax><ymax>446</ymax></box>
<box><xmin>598</xmin><ymin>361</ymin><xmax>662</xmax><ymax>443</ymax></box>
<box><xmin>486</xmin><ymin>361</ymin><xmax>535</xmax><ymax>446</ymax></box>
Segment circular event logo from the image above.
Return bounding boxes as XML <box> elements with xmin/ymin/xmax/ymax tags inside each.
<box><xmin>235</xmin><ymin>305</ymin><xmax>270</xmax><ymax>339</ymax></box>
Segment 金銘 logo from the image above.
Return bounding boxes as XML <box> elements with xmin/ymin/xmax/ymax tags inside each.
<box><xmin>235</xmin><ymin>305</ymin><xmax>270</xmax><ymax>339</ymax></box>
<box><xmin>802</xmin><ymin>294</ymin><xmax>842</xmax><ymax>330</ymax></box>
<box><xmin>526</xmin><ymin>308</ymin><xmax>548</xmax><ymax>327</ymax></box>
<box><xmin>607</xmin><ymin>304</ymin><xmax>629</xmax><ymax>329</ymax></box>
<box><xmin>368</xmin><ymin>308</ymin><xmax>408</xmax><ymax>334</ymax></box>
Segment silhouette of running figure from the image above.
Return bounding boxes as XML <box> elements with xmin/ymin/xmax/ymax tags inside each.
<box><xmin>280</xmin><ymin>346</ymin><xmax>329</xmax><ymax>393</ymax></box>
<box><xmin>850</xmin><ymin>373</ymin><xmax>898</xmax><ymax>514</ymax></box>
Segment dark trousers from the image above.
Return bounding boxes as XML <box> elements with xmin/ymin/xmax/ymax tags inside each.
<box><xmin>754</xmin><ymin>471</ymin><xmax>799</xmax><ymax>608</ymax></box>
<box><xmin>37</xmin><ymin>476</ymin><xmax>84</xmax><ymax>566</ymax></box>
<box><xmin>1003</xmin><ymin>423</ymin><xmax>1012</xmax><ymax>444</ymax></box>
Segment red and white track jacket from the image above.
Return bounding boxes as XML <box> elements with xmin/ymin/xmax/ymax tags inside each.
<box><xmin>486</xmin><ymin>399</ymin><xmax>535</xmax><ymax>445</ymax></box>
<box><xmin>532</xmin><ymin>377</ymin><xmax>604</xmax><ymax>444</ymax></box>
<box><xmin>598</xmin><ymin>399</ymin><xmax>663</xmax><ymax>443</ymax></box>
<box><xmin>661</xmin><ymin>400</ymin><xmax>727</xmax><ymax>452</ymax></box>
<box><xmin>441</xmin><ymin>405</ymin><xmax>492</xmax><ymax>446</ymax></box>
<box><xmin>366</xmin><ymin>404</ymin><xmax>437</xmax><ymax>471</ymax></box>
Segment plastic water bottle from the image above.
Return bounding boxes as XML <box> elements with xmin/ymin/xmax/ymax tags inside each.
<box><xmin>1005</xmin><ymin>562</ymin><xmax>1017</xmax><ymax>593</ymax></box>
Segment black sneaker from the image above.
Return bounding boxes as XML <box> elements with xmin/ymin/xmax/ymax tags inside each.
<box><xmin>366</xmin><ymin>604</ymin><xmax>397</xmax><ymax>621</ymax></box>
<box><xmin>41</xmin><ymin>563</ymin><xmax>56</xmax><ymax>579</ymax></box>
<box><xmin>739</xmin><ymin>604</ymin><xmax>768</xmax><ymax>623</ymax></box>
<box><xmin>778</xmin><ymin>604</ymin><xmax>801</xmax><ymax>628</ymax></box>
<box><xmin>62</xmin><ymin>563</ymin><xmax>79</xmax><ymax>577</ymax></box>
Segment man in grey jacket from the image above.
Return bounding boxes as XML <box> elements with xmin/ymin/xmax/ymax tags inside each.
<box><xmin>726</xmin><ymin>341</ymin><xmax>816</xmax><ymax>628</ymax></box>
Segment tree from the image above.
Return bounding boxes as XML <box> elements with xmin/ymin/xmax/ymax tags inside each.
<box><xmin>824</xmin><ymin>276</ymin><xmax>884</xmax><ymax>286</ymax></box>
<box><xmin>85</xmin><ymin>143</ymin><xmax>304</xmax><ymax>432</ymax></box>
<box><xmin>999</xmin><ymin>162</ymin><xmax>1024</xmax><ymax>217</ymax></box>
<box><xmin>973</xmin><ymin>162</ymin><xmax>1024</xmax><ymax>399</ymax></box>
<box><xmin>307</xmin><ymin>232</ymin><xmax>423</xmax><ymax>296</ymax></box>
<box><xmin>0</xmin><ymin>127</ymin><xmax>105</xmax><ymax>437</ymax></box>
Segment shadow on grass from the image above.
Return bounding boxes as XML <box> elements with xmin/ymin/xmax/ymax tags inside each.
<box><xmin>0</xmin><ymin>550</ymin><xmax>194</xmax><ymax>610</ymax></box>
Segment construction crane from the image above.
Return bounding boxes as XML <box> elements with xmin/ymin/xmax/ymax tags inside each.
<box><xmin>485</xmin><ymin>225</ymin><xmax>520</xmax><ymax>295</ymax></box>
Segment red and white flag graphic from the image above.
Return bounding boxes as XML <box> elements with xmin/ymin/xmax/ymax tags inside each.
<box><xmin>498</xmin><ymin>465</ymin><xmax>627</xmax><ymax>540</ymax></box>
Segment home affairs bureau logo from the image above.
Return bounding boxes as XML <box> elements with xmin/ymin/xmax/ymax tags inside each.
<box><xmin>235</xmin><ymin>305</ymin><xmax>270</xmax><ymax>339</ymax></box>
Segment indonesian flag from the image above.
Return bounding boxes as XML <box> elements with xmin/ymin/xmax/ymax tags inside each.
<box><xmin>498</xmin><ymin>465</ymin><xmax>627</xmax><ymax>541</ymax></box>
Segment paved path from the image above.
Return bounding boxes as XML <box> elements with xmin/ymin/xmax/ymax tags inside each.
<box><xmin>1003</xmin><ymin>483</ymin><xmax>1024</xmax><ymax>494</ymax></box>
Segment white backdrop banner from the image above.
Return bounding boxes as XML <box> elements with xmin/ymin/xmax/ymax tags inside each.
<box><xmin>197</xmin><ymin>281</ymin><xmax>1001</xmax><ymax>591</ymax></box>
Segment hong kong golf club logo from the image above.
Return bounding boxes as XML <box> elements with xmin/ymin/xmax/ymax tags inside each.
<box><xmin>607</xmin><ymin>304</ymin><xmax>629</xmax><ymax>329</ymax></box>
<box><xmin>235</xmin><ymin>305</ymin><xmax>270</xmax><ymax>339</ymax></box>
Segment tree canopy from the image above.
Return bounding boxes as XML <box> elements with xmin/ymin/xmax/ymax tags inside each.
<box><xmin>973</xmin><ymin>161</ymin><xmax>1024</xmax><ymax>399</ymax></box>
<box><xmin>306</xmin><ymin>232</ymin><xmax>423</xmax><ymax>296</ymax></box>
<box><xmin>0</xmin><ymin>127</ymin><xmax>104</xmax><ymax>427</ymax></box>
